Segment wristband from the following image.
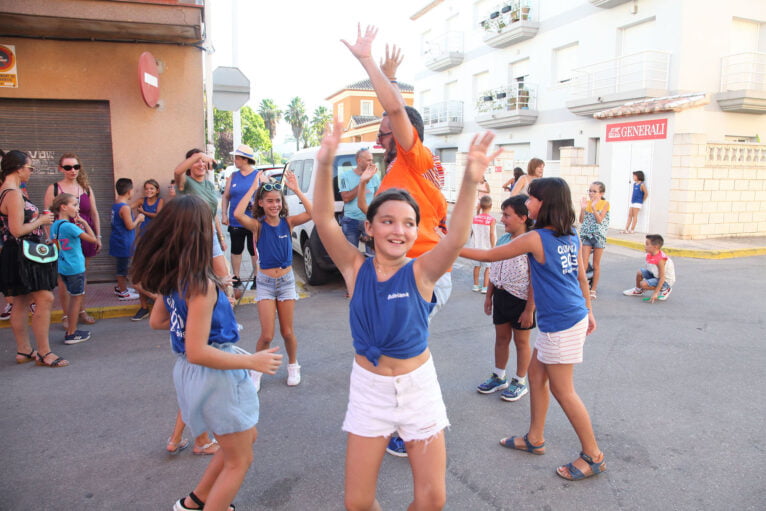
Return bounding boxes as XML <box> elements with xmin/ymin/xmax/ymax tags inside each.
<box><xmin>390</xmin><ymin>79</ymin><xmax>398</xmax><ymax>84</ymax></box>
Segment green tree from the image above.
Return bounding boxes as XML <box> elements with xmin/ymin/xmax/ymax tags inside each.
<box><xmin>258</xmin><ymin>99</ymin><xmax>282</xmax><ymax>164</ymax></box>
<box><xmin>285</xmin><ymin>97</ymin><xmax>308</xmax><ymax>151</ymax></box>
<box><xmin>240</xmin><ymin>106</ymin><xmax>271</xmax><ymax>160</ymax></box>
<box><xmin>308</xmin><ymin>105</ymin><xmax>333</xmax><ymax>148</ymax></box>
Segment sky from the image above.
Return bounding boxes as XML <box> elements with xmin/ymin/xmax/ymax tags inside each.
<box><xmin>208</xmin><ymin>0</ymin><xmax>424</xmax><ymax>147</ymax></box>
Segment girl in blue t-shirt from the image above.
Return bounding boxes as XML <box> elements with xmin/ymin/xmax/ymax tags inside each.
<box><xmin>233</xmin><ymin>171</ymin><xmax>312</xmax><ymax>390</ymax></box>
<box><xmin>313</xmin><ymin>121</ymin><xmax>500</xmax><ymax>510</ymax></box>
<box><xmin>461</xmin><ymin>177</ymin><xmax>605</xmax><ymax>481</ymax></box>
<box><xmin>131</xmin><ymin>195</ymin><xmax>282</xmax><ymax>511</ymax></box>
<box><xmin>134</xmin><ymin>179</ymin><xmax>164</xmax><ymax>235</ymax></box>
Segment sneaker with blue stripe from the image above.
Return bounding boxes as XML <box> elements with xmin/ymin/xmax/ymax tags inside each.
<box><xmin>477</xmin><ymin>373</ymin><xmax>509</xmax><ymax>394</ymax></box>
<box><xmin>500</xmin><ymin>378</ymin><xmax>528</xmax><ymax>402</ymax></box>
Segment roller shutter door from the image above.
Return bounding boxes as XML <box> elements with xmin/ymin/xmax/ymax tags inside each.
<box><xmin>0</xmin><ymin>99</ymin><xmax>116</xmax><ymax>281</ymax></box>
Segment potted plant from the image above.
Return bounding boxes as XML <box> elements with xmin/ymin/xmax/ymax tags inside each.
<box><xmin>521</xmin><ymin>3</ymin><xmax>531</xmax><ymax>20</ymax></box>
<box><xmin>501</xmin><ymin>4</ymin><xmax>512</xmax><ymax>14</ymax></box>
<box><xmin>489</xmin><ymin>11</ymin><xmax>500</xmax><ymax>19</ymax></box>
<box><xmin>480</xmin><ymin>19</ymin><xmax>489</xmax><ymax>30</ymax></box>
<box><xmin>518</xmin><ymin>86</ymin><xmax>530</xmax><ymax>109</ymax></box>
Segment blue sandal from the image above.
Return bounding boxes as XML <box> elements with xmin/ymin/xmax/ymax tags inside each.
<box><xmin>556</xmin><ymin>451</ymin><xmax>606</xmax><ymax>480</ymax></box>
<box><xmin>499</xmin><ymin>433</ymin><xmax>545</xmax><ymax>455</ymax></box>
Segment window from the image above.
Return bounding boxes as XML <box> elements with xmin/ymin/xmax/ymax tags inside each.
<box><xmin>444</xmin><ymin>81</ymin><xmax>458</xmax><ymax>101</ymax></box>
<box><xmin>509</xmin><ymin>58</ymin><xmax>530</xmax><ymax>84</ymax></box>
<box><xmin>360</xmin><ymin>100</ymin><xmax>373</xmax><ymax>116</ymax></box>
<box><xmin>552</xmin><ymin>43</ymin><xmax>578</xmax><ymax>84</ymax></box>
<box><xmin>619</xmin><ymin>18</ymin><xmax>657</xmax><ymax>55</ymax></box>
<box><xmin>285</xmin><ymin>160</ymin><xmax>303</xmax><ymax>195</ymax></box>
<box><xmin>300</xmin><ymin>160</ymin><xmax>313</xmax><ymax>193</ymax></box>
<box><xmin>420</xmin><ymin>89</ymin><xmax>432</xmax><ymax>107</ymax></box>
<box><xmin>473</xmin><ymin>71</ymin><xmax>490</xmax><ymax>98</ymax></box>
<box><xmin>438</xmin><ymin>148</ymin><xmax>458</xmax><ymax>163</ymax></box>
<box><xmin>587</xmin><ymin>138</ymin><xmax>600</xmax><ymax>165</ymax></box>
<box><xmin>548</xmin><ymin>139</ymin><xmax>574</xmax><ymax>161</ymax></box>
<box><xmin>338</xmin><ymin>103</ymin><xmax>344</xmax><ymax>122</ymax></box>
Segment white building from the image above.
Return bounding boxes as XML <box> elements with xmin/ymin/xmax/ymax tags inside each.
<box><xmin>411</xmin><ymin>0</ymin><xmax>766</xmax><ymax>238</ymax></box>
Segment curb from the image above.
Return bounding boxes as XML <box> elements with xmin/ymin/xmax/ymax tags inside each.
<box><xmin>607</xmin><ymin>237</ymin><xmax>766</xmax><ymax>260</ymax></box>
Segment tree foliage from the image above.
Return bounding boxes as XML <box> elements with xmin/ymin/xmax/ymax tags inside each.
<box><xmin>285</xmin><ymin>97</ymin><xmax>308</xmax><ymax>151</ymax></box>
<box><xmin>258</xmin><ymin>99</ymin><xmax>282</xmax><ymax>164</ymax></box>
<box><xmin>212</xmin><ymin>107</ymin><xmax>270</xmax><ymax>163</ymax></box>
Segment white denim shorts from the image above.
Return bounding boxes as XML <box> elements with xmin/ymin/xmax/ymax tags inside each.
<box><xmin>630</xmin><ymin>203</ymin><xmax>643</xmax><ymax>209</ymax></box>
<box><xmin>535</xmin><ymin>315</ymin><xmax>588</xmax><ymax>365</ymax></box>
<box><xmin>342</xmin><ymin>355</ymin><xmax>450</xmax><ymax>441</ymax></box>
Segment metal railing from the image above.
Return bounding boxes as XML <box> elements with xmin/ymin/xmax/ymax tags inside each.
<box><xmin>423</xmin><ymin>100</ymin><xmax>464</xmax><ymax>127</ymax></box>
<box><xmin>568</xmin><ymin>50</ymin><xmax>671</xmax><ymax>99</ymax></box>
<box><xmin>479</xmin><ymin>0</ymin><xmax>538</xmax><ymax>32</ymax></box>
<box><xmin>475</xmin><ymin>83</ymin><xmax>537</xmax><ymax>114</ymax></box>
<box><xmin>720</xmin><ymin>52</ymin><xmax>766</xmax><ymax>92</ymax></box>
<box><xmin>423</xmin><ymin>32</ymin><xmax>463</xmax><ymax>61</ymax></box>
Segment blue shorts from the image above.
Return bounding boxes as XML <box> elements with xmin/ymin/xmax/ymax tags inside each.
<box><xmin>256</xmin><ymin>270</ymin><xmax>298</xmax><ymax>301</ymax></box>
<box><xmin>581</xmin><ymin>235</ymin><xmax>606</xmax><ymax>249</ymax></box>
<box><xmin>641</xmin><ymin>269</ymin><xmax>670</xmax><ymax>291</ymax></box>
<box><xmin>60</xmin><ymin>272</ymin><xmax>86</xmax><ymax>296</ymax></box>
<box><xmin>114</xmin><ymin>257</ymin><xmax>130</xmax><ymax>277</ymax></box>
<box><xmin>173</xmin><ymin>343</ymin><xmax>259</xmax><ymax>438</ymax></box>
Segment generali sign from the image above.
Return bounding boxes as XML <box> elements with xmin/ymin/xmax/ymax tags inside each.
<box><xmin>606</xmin><ymin>118</ymin><xmax>668</xmax><ymax>142</ymax></box>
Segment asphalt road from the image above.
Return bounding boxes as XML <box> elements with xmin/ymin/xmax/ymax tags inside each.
<box><xmin>1</xmin><ymin>245</ymin><xmax>764</xmax><ymax>510</ymax></box>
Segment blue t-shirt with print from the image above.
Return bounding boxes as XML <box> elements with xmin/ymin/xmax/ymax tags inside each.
<box><xmin>339</xmin><ymin>169</ymin><xmax>380</xmax><ymax>221</ymax></box>
<box><xmin>52</xmin><ymin>219</ymin><xmax>85</xmax><ymax>275</ymax></box>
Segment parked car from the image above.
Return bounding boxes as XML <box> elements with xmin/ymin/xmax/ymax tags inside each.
<box><xmin>284</xmin><ymin>142</ymin><xmax>385</xmax><ymax>285</ymax></box>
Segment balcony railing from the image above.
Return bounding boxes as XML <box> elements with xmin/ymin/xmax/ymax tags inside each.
<box><xmin>423</xmin><ymin>100</ymin><xmax>464</xmax><ymax>135</ymax></box>
<box><xmin>479</xmin><ymin>1</ymin><xmax>539</xmax><ymax>49</ymax></box>
<box><xmin>475</xmin><ymin>83</ymin><xmax>538</xmax><ymax>128</ymax></box>
<box><xmin>423</xmin><ymin>32</ymin><xmax>464</xmax><ymax>72</ymax></box>
<box><xmin>720</xmin><ymin>52</ymin><xmax>766</xmax><ymax>91</ymax></box>
<box><xmin>568</xmin><ymin>50</ymin><xmax>671</xmax><ymax>100</ymax></box>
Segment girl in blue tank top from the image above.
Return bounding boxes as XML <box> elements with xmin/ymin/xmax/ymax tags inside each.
<box><xmin>461</xmin><ymin>177</ymin><xmax>606</xmax><ymax>482</ymax></box>
<box><xmin>313</xmin><ymin>121</ymin><xmax>501</xmax><ymax>510</ymax></box>
<box><xmin>622</xmin><ymin>170</ymin><xmax>648</xmax><ymax>234</ymax></box>
<box><xmin>131</xmin><ymin>195</ymin><xmax>283</xmax><ymax>511</ymax></box>
<box><xmin>135</xmin><ymin>179</ymin><xmax>164</xmax><ymax>235</ymax></box>
<box><xmin>233</xmin><ymin>171</ymin><xmax>313</xmax><ymax>390</ymax></box>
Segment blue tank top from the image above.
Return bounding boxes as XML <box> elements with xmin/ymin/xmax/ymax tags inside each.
<box><xmin>109</xmin><ymin>202</ymin><xmax>135</xmax><ymax>258</ymax></box>
<box><xmin>165</xmin><ymin>287</ymin><xmax>240</xmax><ymax>354</ymax></box>
<box><xmin>528</xmin><ymin>228</ymin><xmax>588</xmax><ymax>333</ymax></box>
<box><xmin>228</xmin><ymin>170</ymin><xmax>259</xmax><ymax>227</ymax></box>
<box><xmin>631</xmin><ymin>182</ymin><xmax>644</xmax><ymax>204</ymax></box>
<box><xmin>349</xmin><ymin>258</ymin><xmax>435</xmax><ymax>366</ymax></box>
<box><xmin>141</xmin><ymin>197</ymin><xmax>159</xmax><ymax>230</ymax></box>
<box><xmin>256</xmin><ymin>217</ymin><xmax>292</xmax><ymax>269</ymax></box>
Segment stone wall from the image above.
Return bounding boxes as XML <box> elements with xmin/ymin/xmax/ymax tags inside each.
<box><xmin>669</xmin><ymin>134</ymin><xmax>766</xmax><ymax>239</ymax></box>
<box><xmin>558</xmin><ymin>147</ymin><xmax>601</xmax><ymax>215</ymax></box>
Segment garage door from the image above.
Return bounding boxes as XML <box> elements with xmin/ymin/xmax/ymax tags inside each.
<box><xmin>0</xmin><ymin>99</ymin><xmax>116</xmax><ymax>281</ymax></box>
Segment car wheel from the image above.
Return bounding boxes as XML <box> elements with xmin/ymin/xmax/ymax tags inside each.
<box><xmin>302</xmin><ymin>238</ymin><xmax>328</xmax><ymax>286</ymax></box>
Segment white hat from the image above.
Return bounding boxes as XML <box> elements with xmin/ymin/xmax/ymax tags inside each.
<box><xmin>230</xmin><ymin>144</ymin><xmax>255</xmax><ymax>160</ymax></box>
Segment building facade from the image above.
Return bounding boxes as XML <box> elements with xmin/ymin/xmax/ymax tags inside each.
<box><xmin>0</xmin><ymin>0</ymin><xmax>206</xmax><ymax>279</ymax></box>
<box><xmin>411</xmin><ymin>0</ymin><xmax>766</xmax><ymax>239</ymax></box>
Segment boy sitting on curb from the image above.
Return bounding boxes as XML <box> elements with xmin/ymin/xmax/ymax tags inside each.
<box><xmin>623</xmin><ymin>234</ymin><xmax>675</xmax><ymax>303</ymax></box>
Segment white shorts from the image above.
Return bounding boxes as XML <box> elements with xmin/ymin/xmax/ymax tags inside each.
<box><xmin>630</xmin><ymin>203</ymin><xmax>643</xmax><ymax>209</ymax></box>
<box><xmin>535</xmin><ymin>315</ymin><xmax>588</xmax><ymax>365</ymax></box>
<box><xmin>342</xmin><ymin>356</ymin><xmax>450</xmax><ymax>441</ymax></box>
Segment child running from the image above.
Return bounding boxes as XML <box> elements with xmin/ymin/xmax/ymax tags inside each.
<box><xmin>50</xmin><ymin>193</ymin><xmax>98</xmax><ymax>344</ymax></box>
<box><xmin>233</xmin><ymin>170</ymin><xmax>312</xmax><ymax>389</ymax></box>
<box><xmin>461</xmin><ymin>177</ymin><xmax>606</xmax><ymax>481</ymax></box>
<box><xmin>622</xmin><ymin>170</ymin><xmax>648</xmax><ymax>234</ymax></box>
<box><xmin>313</xmin><ymin>121</ymin><xmax>500</xmax><ymax>510</ymax></box>
<box><xmin>131</xmin><ymin>195</ymin><xmax>282</xmax><ymax>511</ymax></box>
<box><xmin>471</xmin><ymin>195</ymin><xmax>496</xmax><ymax>293</ymax></box>
<box><xmin>473</xmin><ymin>195</ymin><xmax>536</xmax><ymax>402</ymax></box>
<box><xmin>579</xmin><ymin>181</ymin><xmax>610</xmax><ymax>299</ymax></box>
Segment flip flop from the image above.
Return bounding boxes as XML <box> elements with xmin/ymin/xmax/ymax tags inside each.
<box><xmin>166</xmin><ymin>437</ymin><xmax>190</xmax><ymax>455</ymax></box>
<box><xmin>556</xmin><ymin>451</ymin><xmax>606</xmax><ymax>480</ymax></box>
<box><xmin>499</xmin><ymin>433</ymin><xmax>545</xmax><ymax>455</ymax></box>
<box><xmin>192</xmin><ymin>439</ymin><xmax>219</xmax><ymax>455</ymax></box>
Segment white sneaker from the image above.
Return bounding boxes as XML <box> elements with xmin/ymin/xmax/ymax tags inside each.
<box><xmin>287</xmin><ymin>363</ymin><xmax>301</xmax><ymax>386</ymax></box>
<box><xmin>658</xmin><ymin>287</ymin><xmax>672</xmax><ymax>301</ymax></box>
<box><xmin>117</xmin><ymin>290</ymin><xmax>139</xmax><ymax>301</ymax></box>
<box><xmin>249</xmin><ymin>370</ymin><xmax>262</xmax><ymax>392</ymax></box>
<box><xmin>623</xmin><ymin>287</ymin><xmax>644</xmax><ymax>296</ymax></box>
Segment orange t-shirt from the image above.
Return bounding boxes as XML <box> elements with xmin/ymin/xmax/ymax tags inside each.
<box><xmin>378</xmin><ymin>127</ymin><xmax>448</xmax><ymax>258</ymax></box>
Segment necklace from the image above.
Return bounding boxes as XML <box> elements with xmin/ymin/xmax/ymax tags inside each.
<box><xmin>373</xmin><ymin>257</ymin><xmax>404</xmax><ymax>281</ymax></box>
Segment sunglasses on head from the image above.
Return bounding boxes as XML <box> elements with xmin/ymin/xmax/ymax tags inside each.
<box><xmin>61</xmin><ymin>164</ymin><xmax>81</xmax><ymax>171</ymax></box>
<box><xmin>261</xmin><ymin>182</ymin><xmax>283</xmax><ymax>192</ymax></box>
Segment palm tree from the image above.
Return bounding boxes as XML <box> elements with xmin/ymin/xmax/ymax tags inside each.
<box><xmin>258</xmin><ymin>99</ymin><xmax>282</xmax><ymax>164</ymax></box>
<box><xmin>285</xmin><ymin>97</ymin><xmax>308</xmax><ymax>151</ymax></box>
<box><xmin>310</xmin><ymin>105</ymin><xmax>333</xmax><ymax>146</ymax></box>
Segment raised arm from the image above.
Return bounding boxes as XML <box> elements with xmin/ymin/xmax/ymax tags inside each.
<box><xmin>233</xmin><ymin>178</ymin><xmax>261</xmax><ymax>234</ymax></box>
<box><xmin>285</xmin><ymin>170</ymin><xmax>313</xmax><ymax>228</ymax></box>
<box><xmin>342</xmin><ymin>25</ymin><xmax>414</xmax><ymax>151</ymax></box>
<box><xmin>355</xmin><ymin>165</ymin><xmax>377</xmax><ymax>216</ymax></box>
<box><xmin>172</xmin><ymin>152</ymin><xmax>214</xmax><ymax>192</ymax></box>
<box><xmin>417</xmin><ymin>132</ymin><xmax>502</xmax><ymax>285</ymax></box>
<box><xmin>221</xmin><ymin>175</ymin><xmax>233</xmax><ymax>225</ymax></box>
<box><xmin>312</xmin><ymin>121</ymin><xmax>366</xmax><ymax>285</ymax></box>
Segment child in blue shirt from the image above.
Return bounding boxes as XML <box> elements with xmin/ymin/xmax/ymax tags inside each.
<box><xmin>109</xmin><ymin>178</ymin><xmax>144</xmax><ymax>301</ymax></box>
<box><xmin>51</xmin><ymin>192</ymin><xmax>98</xmax><ymax>344</ymax></box>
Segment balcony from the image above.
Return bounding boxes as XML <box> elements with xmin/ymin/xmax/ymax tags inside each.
<box><xmin>423</xmin><ymin>101</ymin><xmax>464</xmax><ymax>135</ymax></box>
<box><xmin>423</xmin><ymin>32</ymin><xmax>464</xmax><ymax>72</ymax></box>
<box><xmin>566</xmin><ymin>50</ymin><xmax>671</xmax><ymax>116</ymax></box>
<box><xmin>715</xmin><ymin>52</ymin><xmax>766</xmax><ymax>114</ymax></box>
<box><xmin>475</xmin><ymin>84</ymin><xmax>538</xmax><ymax>128</ymax></box>
<box><xmin>589</xmin><ymin>0</ymin><xmax>632</xmax><ymax>7</ymax></box>
<box><xmin>479</xmin><ymin>1</ymin><xmax>539</xmax><ymax>49</ymax></box>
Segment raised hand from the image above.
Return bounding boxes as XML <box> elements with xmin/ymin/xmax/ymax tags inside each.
<box><xmin>580</xmin><ymin>196</ymin><xmax>589</xmax><ymax>210</ymax></box>
<box><xmin>283</xmin><ymin>170</ymin><xmax>300</xmax><ymax>192</ymax></box>
<box><xmin>380</xmin><ymin>43</ymin><xmax>403</xmax><ymax>80</ymax></box>
<box><xmin>252</xmin><ymin>347</ymin><xmax>283</xmax><ymax>375</ymax></box>
<box><xmin>317</xmin><ymin>120</ymin><xmax>343</xmax><ymax>168</ymax></box>
<box><xmin>341</xmin><ymin>23</ymin><xmax>378</xmax><ymax>60</ymax></box>
<box><xmin>360</xmin><ymin>164</ymin><xmax>377</xmax><ymax>184</ymax></box>
<box><xmin>465</xmin><ymin>132</ymin><xmax>502</xmax><ymax>184</ymax></box>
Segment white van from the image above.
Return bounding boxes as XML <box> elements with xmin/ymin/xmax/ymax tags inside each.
<box><xmin>285</xmin><ymin>142</ymin><xmax>385</xmax><ymax>285</ymax></box>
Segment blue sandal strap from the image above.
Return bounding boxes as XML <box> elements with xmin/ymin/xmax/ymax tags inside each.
<box><xmin>523</xmin><ymin>434</ymin><xmax>545</xmax><ymax>451</ymax></box>
<box><xmin>579</xmin><ymin>451</ymin><xmax>606</xmax><ymax>474</ymax></box>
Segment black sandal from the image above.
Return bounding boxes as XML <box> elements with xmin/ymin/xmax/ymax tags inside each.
<box><xmin>15</xmin><ymin>350</ymin><xmax>36</xmax><ymax>364</ymax></box>
<box><xmin>175</xmin><ymin>492</ymin><xmax>235</xmax><ymax>511</ymax></box>
<box><xmin>35</xmin><ymin>351</ymin><xmax>69</xmax><ymax>368</ymax></box>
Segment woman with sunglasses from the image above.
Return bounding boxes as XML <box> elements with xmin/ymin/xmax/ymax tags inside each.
<box><xmin>234</xmin><ymin>171</ymin><xmax>312</xmax><ymax>390</ymax></box>
<box><xmin>1</xmin><ymin>149</ymin><xmax>68</xmax><ymax>367</ymax></box>
<box><xmin>44</xmin><ymin>153</ymin><xmax>101</xmax><ymax>325</ymax></box>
